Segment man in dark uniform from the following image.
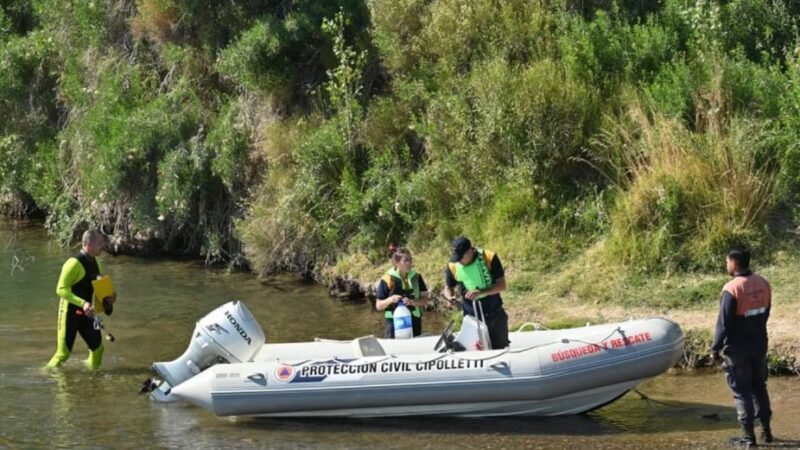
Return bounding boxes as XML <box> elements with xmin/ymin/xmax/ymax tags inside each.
<box><xmin>46</xmin><ymin>230</ymin><xmax>116</xmax><ymax>370</ymax></box>
<box><xmin>443</xmin><ymin>237</ymin><xmax>509</xmax><ymax>349</ymax></box>
<box><xmin>711</xmin><ymin>247</ymin><xmax>773</xmax><ymax>446</ymax></box>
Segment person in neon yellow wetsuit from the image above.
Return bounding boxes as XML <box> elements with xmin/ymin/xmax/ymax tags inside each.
<box><xmin>46</xmin><ymin>230</ymin><xmax>116</xmax><ymax>370</ymax></box>
<box><xmin>375</xmin><ymin>247</ymin><xmax>430</xmax><ymax>338</ymax></box>
<box><xmin>443</xmin><ymin>236</ymin><xmax>509</xmax><ymax>349</ymax></box>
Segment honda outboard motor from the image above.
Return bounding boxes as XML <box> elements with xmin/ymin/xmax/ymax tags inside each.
<box><xmin>152</xmin><ymin>301</ymin><xmax>266</xmax><ymax>387</ymax></box>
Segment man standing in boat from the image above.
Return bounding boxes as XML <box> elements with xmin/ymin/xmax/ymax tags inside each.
<box><xmin>375</xmin><ymin>247</ymin><xmax>430</xmax><ymax>338</ymax></box>
<box><xmin>711</xmin><ymin>247</ymin><xmax>773</xmax><ymax>446</ymax></box>
<box><xmin>46</xmin><ymin>230</ymin><xmax>116</xmax><ymax>370</ymax></box>
<box><xmin>443</xmin><ymin>237</ymin><xmax>509</xmax><ymax>349</ymax></box>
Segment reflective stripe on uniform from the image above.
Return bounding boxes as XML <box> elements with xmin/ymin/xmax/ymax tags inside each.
<box><xmin>744</xmin><ymin>306</ymin><xmax>767</xmax><ymax>317</ymax></box>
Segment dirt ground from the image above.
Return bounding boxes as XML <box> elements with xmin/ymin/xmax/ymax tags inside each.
<box><xmin>505</xmin><ymin>296</ymin><xmax>800</xmax><ymax>372</ymax></box>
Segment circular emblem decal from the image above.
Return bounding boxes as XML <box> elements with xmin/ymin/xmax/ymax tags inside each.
<box><xmin>274</xmin><ymin>365</ymin><xmax>295</xmax><ymax>383</ymax></box>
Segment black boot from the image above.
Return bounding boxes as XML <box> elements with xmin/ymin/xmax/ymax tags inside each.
<box><xmin>760</xmin><ymin>424</ymin><xmax>773</xmax><ymax>444</ymax></box>
<box><xmin>730</xmin><ymin>424</ymin><xmax>757</xmax><ymax>447</ymax></box>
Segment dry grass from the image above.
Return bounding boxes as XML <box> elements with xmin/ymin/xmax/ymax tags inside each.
<box><xmin>594</xmin><ymin>95</ymin><xmax>776</xmax><ymax>270</ymax></box>
<box><xmin>130</xmin><ymin>0</ymin><xmax>181</xmax><ymax>45</ymax></box>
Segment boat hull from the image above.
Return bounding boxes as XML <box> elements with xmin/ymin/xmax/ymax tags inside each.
<box><xmin>166</xmin><ymin>317</ymin><xmax>683</xmax><ymax>417</ymax></box>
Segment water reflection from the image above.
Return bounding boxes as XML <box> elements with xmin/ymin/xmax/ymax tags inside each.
<box><xmin>50</xmin><ymin>370</ymin><xmax>81</xmax><ymax>450</ymax></box>
<box><xmin>229</xmin><ymin>398</ymin><xmax>735</xmax><ymax>437</ymax></box>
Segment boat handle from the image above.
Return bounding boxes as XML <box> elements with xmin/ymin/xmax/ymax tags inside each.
<box><xmin>247</xmin><ymin>373</ymin><xmax>267</xmax><ymax>386</ymax></box>
<box><xmin>489</xmin><ymin>362</ymin><xmax>511</xmax><ymax>375</ymax></box>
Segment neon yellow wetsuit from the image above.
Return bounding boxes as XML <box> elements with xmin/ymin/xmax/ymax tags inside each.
<box><xmin>46</xmin><ymin>252</ymin><xmax>105</xmax><ymax>369</ymax></box>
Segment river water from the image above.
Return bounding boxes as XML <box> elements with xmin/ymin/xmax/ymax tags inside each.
<box><xmin>1</xmin><ymin>219</ymin><xmax>798</xmax><ymax>449</ymax></box>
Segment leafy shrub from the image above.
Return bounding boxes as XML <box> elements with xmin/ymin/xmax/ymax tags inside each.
<box><xmin>215</xmin><ymin>17</ymin><xmax>292</xmax><ymax>96</ymax></box>
<box><xmin>721</xmin><ymin>52</ymin><xmax>787</xmax><ymax>119</ymax></box>
<box><xmin>0</xmin><ymin>30</ymin><xmax>60</xmax><ymax>213</ymax></box>
<box><xmin>643</xmin><ymin>59</ymin><xmax>695</xmax><ymax>119</ymax></box>
<box><xmin>560</xmin><ymin>4</ymin><xmax>683</xmax><ymax>92</ymax></box>
<box><xmin>366</xmin><ymin>0</ymin><xmax>428</xmax><ymax>74</ymax></box>
<box><xmin>0</xmin><ymin>1</ymin><xmax>36</xmax><ymax>37</ymax></box>
<box><xmin>776</xmin><ymin>52</ymin><xmax>800</xmax><ymax>223</ymax></box>
<box><xmin>718</xmin><ymin>0</ymin><xmax>800</xmax><ymax>64</ymax></box>
<box><xmin>4</xmin><ymin>0</ymin><xmax>800</xmax><ymax>278</ymax></box>
<box><xmin>206</xmin><ymin>98</ymin><xmax>259</xmax><ymax>196</ymax></box>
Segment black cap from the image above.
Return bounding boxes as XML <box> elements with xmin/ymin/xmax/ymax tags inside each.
<box><xmin>450</xmin><ymin>237</ymin><xmax>472</xmax><ymax>262</ymax></box>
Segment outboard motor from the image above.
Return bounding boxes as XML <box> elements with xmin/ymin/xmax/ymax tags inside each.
<box><xmin>152</xmin><ymin>301</ymin><xmax>266</xmax><ymax>387</ymax></box>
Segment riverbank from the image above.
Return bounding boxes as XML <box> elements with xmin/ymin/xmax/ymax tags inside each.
<box><xmin>5</xmin><ymin>215</ymin><xmax>796</xmax><ymax>374</ymax></box>
<box><xmin>322</xmin><ymin>241</ymin><xmax>800</xmax><ymax>375</ymax></box>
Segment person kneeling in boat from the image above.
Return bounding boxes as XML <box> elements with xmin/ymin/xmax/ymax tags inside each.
<box><xmin>375</xmin><ymin>247</ymin><xmax>430</xmax><ymax>338</ymax></box>
<box><xmin>443</xmin><ymin>237</ymin><xmax>509</xmax><ymax>349</ymax></box>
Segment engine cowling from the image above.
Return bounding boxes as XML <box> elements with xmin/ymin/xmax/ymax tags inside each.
<box><xmin>152</xmin><ymin>300</ymin><xmax>265</xmax><ymax>387</ymax></box>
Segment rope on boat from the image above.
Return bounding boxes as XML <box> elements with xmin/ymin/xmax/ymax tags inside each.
<box><xmin>514</xmin><ymin>322</ymin><xmax>548</xmax><ymax>332</ymax></box>
<box><xmin>277</xmin><ymin>352</ymin><xmax>457</xmax><ymax>367</ymax></box>
<box><xmin>504</xmin><ymin>326</ymin><xmax>626</xmax><ymax>355</ymax></box>
<box><xmin>634</xmin><ymin>389</ymin><xmax>679</xmax><ymax>408</ymax></box>
<box><xmin>278</xmin><ymin>327</ymin><xmax>629</xmax><ymax>366</ymax></box>
<box><xmin>442</xmin><ymin>347</ymin><xmax>512</xmax><ymax>361</ymax></box>
<box><xmin>275</xmin><ymin>356</ymin><xmax>391</xmax><ymax>367</ymax></box>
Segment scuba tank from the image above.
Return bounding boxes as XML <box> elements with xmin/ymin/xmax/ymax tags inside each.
<box><xmin>393</xmin><ymin>300</ymin><xmax>413</xmax><ymax>339</ymax></box>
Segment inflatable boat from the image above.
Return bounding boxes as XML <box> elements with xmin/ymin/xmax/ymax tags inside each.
<box><xmin>147</xmin><ymin>301</ymin><xmax>683</xmax><ymax>418</ymax></box>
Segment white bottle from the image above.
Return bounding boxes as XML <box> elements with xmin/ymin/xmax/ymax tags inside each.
<box><xmin>393</xmin><ymin>300</ymin><xmax>413</xmax><ymax>339</ymax></box>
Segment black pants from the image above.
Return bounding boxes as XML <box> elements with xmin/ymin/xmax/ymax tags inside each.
<box><xmin>47</xmin><ymin>300</ymin><xmax>103</xmax><ymax>368</ymax></box>
<box><xmin>724</xmin><ymin>350</ymin><xmax>772</xmax><ymax>428</ymax></box>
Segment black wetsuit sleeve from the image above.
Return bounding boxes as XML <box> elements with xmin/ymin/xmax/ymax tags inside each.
<box><xmin>376</xmin><ymin>279</ymin><xmax>390</xmax><ymax>300</ymax></box>
<box><xmin>418</xmin><ymin>274</ymin><xmax>428</xmax><ymax>293</ymax></box>
<box><xmin>712</xmin><ymin>290</ymin><xmax>737</xmax><ymax>353</ymax></box>
<box><xmin>489</xmin><ymin>254</ymin><xmax>505</xmax><ymax>280</ymax></box>
<box><xmin>444</xmin><ymin>266</ymin><xmax>458</xmax><ymax>288</ymax></box>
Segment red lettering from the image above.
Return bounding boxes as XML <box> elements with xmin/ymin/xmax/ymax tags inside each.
<box><xmin>551</xmin><ymin>343</ymin><xmax>607</xmax><ymax>362</ymax></box>
<box><xmin>551</xmin><ymin>334</ymin><xmax>659</xmax><ymax>363</ymax></box>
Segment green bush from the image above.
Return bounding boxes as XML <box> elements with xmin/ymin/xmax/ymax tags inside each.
<box><xmin>776</xmin><ymin>53</ymin><xmax>800</xmax><ymax>223</ymax></box>
<box><xmin>718</xmin><ymin>0</ymin><xmax>800</xmax><ymax>64</ymax></box>
<box><xmin>215</xmin><ymin>17</ymin><xmax>292</xmax><ymax>96</ymax></box>
<box><xmin>4</xmin><ymin>0</ymin><xmax>800</xmax><ymax>278</ymax></box>
<box><xmin>722</xmin><ymin>53</ymin><xmax>787</xmax><ymax>119</ymax></box>
<box><xmin>206</xmin><ymin>98</ymin><xmax>258</xmax><ymax>196</ymax></box>
<box><xmin>0</xmin><ymin>30</ymin><xmax>60</xmax><ymax>213</ymax></box>
<box><xmin>366</xmin><ymin>0</ymin><xmax>428</xmax><ymax>74</ymax></box>
<box><xmin>0</xmin><ymin>1</ymin><xmax>36</xmax><ymax>37</ymax></box>
<box><xmin>643</xmin><ymin>59</ymin><xmax>695</xmax><ymax>119</ymax></box>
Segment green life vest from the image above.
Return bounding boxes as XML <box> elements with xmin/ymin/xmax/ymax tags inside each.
<box><xmin>449</xmin><ymin>248</ymin><xmax>494</xmax><ymax>297</ymax></box>
<box><xmin>382</xmin><ymin>267</ymin><xmax>423</xmax><ymax>319</ymax></box>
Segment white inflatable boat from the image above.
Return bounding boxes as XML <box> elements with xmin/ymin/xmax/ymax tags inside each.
<box><xmin>147</xmin><ymin>301</ymin><xmax>683</xmax><ymax>418</ymax></box>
